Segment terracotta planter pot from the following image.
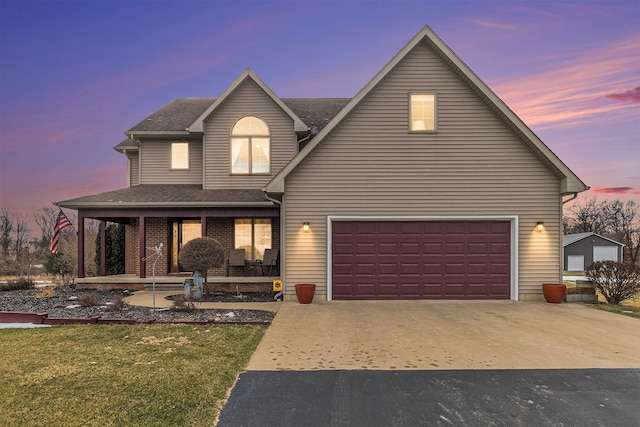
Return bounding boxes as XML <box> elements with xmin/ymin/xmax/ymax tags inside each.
<box><xmin>295</xmin><ymin>284</ymin><xmax>316</xmax><ymax>304</ymax></box>
<box><xmin>542</xmin><ymin>283</ymin><xmax>566</xmax><ymax>303</ymax></box>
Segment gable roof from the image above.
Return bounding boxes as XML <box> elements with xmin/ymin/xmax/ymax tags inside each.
<box><xmin>265</xmin><ymin>25</ymin><xmax>589</xmax><ymax>195</ymax></box>
<box><xmin>127</xmin><ymin>98</ymin><xmax>214</xmax><ymax>136</ymax></box>
<box><xmin>188</xmin><ymin>68</ymin><xmax>309</xmax><ymax>134</ymax></box>
<box><xmin>563</xmin><ymin>232</ymin><xmax>625</xmax><ymax>247</ymax></box>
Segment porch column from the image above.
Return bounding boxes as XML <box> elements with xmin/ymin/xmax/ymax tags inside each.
<box><xmin>77</xmin><ymin>214</ymin><xmax>85</xmax><ymax>278</ymax></box>
<box><xmin>201</xmin><ymin>215</ymin><xmax>207</xmax><ymax>237</ymax></box>
<box><xmin>139</xmin><ymin>216</ymin><xmax>146</xmax><ymax>278</ymax></box>
<box><xmin>100</xmin><ymin>221</ymin><xmax>107</xmax><ymax>276</ymax></box>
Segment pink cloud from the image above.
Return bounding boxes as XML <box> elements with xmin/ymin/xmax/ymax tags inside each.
<box><xmin>590</xmin><ymin>187</ymin><xmax>640</xmax><ymax>195</ymax></box>
<box><xmin>606</xmin><ymin>87</ymin><xmax>640</xmax><ymax>103</ymax></box>
<box><xmin>493</xmin><ymin>34</ymin><xmax>640</xmax><ymax>130</ymax></box>
<box><xmin>469</xmin><ymin>20</ymin><xmax>517</xmax><ymax>31</ymax></box>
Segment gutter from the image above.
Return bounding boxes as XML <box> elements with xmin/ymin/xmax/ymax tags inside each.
<box><xmin>562</xmin><ymin>193</ymin><xmax>579</xmax><ymax>205</ymax></box>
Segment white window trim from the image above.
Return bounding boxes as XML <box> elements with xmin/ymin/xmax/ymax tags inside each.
<box><xmin>230</xmin><ymin>116</ymin><xmax>271</xmax><ymax>175</ymax></box>
<box><xmin>170</xmin><ymin>142</ymin><xmax>190</xmax><ymax>170</ymax></box>
<box><xmin>409</xmin><ymin>92</ymin><xmax>438</xmax><ymax>133</ymax></box>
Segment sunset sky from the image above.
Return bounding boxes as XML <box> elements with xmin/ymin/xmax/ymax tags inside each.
<box><xmin>1</xmin><ymin>0</ymin><xmax>638</xmax><ymax>234</ymax></box>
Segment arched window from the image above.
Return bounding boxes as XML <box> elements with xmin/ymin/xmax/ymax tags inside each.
<box><xmin>230</xmin><ymin>116</ymin><xmax>270</xmax><ymax>174</ymax></box>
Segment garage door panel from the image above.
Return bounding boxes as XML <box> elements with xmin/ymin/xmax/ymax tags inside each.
<box><xmin>445</xmin><ymin>243</ymin><xmax>465</xmax><ymax>254</ymax></box>
<box><xmin>333</xmin><ymin>221</ymin><xmax>511</xmax><ymax>300</ymax></box>
<box><xmin>468</xmin><ymin>242</ymin><xmax>488</xmax><ymax>254</ymax></box>
<box><xmin>355</xmin><ymin>242</ymin><xmax>375</xmax><ymax>255</ymax></box>
<box><xmin>378</xmin><ymin>263</ymin><xmax>399</xmax><ymax>275</ymax></box>
<box><xmin>400</xmin><ymin>263</ymin><xmax>420</xmax><ymax>275</ymax></box>
<box><xmin>400</xmin><ymin>242</ymin><xmax>421</xmax><ymax>255</ymax></box>
<box><xmin>423</xmin><ymin>243</ymin><xmax>444</xmax><ymax>254</ymax></box>
<box><xmin>355</xmin><ymin>263</ymin><xmax>376</xmax><ymax>275</ymax></box>
<box><xmin>378</xmin><ymin>243</ymin><xmax>399</xmax><ymax>255</ymax></box>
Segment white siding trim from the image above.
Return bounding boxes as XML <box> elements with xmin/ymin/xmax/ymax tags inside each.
<box><xmin>326</xmin><ymin>215</ymin><xmax>519</xmax><ymax>301</ymax></box>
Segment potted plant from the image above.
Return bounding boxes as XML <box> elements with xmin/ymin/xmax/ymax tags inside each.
<box><xmin>295</xmin><ymin>284</ymin><xmax>316</xmax><ymax>304</ymax></box>
<box><xmin>179</xmin><ymin>237</ymin><xmax>224</xmax><ymax>299</ymax></box>
<box><xmin>542</xmin><ymin>283</ymin><xmax>566</xmax><ymax>303</ymax></box>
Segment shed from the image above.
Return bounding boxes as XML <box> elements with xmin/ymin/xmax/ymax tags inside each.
<box><xmin>563</xmin><ymin>233</ymin><xmax>625</xmax><ymax>271</ymax></box>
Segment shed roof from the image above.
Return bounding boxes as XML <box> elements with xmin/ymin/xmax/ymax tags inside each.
<box><xmin>563</xmin><ymin>232</ymin><xmax>625</xmax><ymax>247</ymax></box>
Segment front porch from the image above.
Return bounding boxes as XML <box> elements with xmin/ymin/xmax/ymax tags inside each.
<box><xmin>75</xmin><ymin>274</ymin><xmax>280</xmax><ymax>293</ymax></box>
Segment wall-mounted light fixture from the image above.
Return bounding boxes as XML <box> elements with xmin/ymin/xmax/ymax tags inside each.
<box><xmin>536</xmin><ymin>221</ymin><xmax>544</xmax><ymax>232</ymax></box>
<box><xmin>302</xmin><ymin>222</ymin><xmax>310</xmax><ymax>232</ymax></box>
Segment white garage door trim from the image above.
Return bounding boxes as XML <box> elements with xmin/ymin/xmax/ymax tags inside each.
<box><xmin>327</xmin><ymin>215</ymin><xmax>519</xmax><ymax>301</ymax></box>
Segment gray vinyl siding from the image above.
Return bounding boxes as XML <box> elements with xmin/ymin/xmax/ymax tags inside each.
<box><xmin>139</xmin><ymin>140</ymin><xmax>203</xmax><ymax>184</ymax></box>
<box><xmin>283</xmin><ymin>41</ymin><xmax>562</xmax><ymax>300</ymax></box>
<box><xmin>203</xmin><ymin>79</ymin><xmax>298</xmax><ymax>189</ymax></box>
<box><xmin>128</xmin><ymin>152</ymin><xmax>139</xmax><ymax>186</ymax></box>
<box><xmin>564</xmin><ymin>237</ymin><xmax>622</xmax><ymax>270</ymax></box>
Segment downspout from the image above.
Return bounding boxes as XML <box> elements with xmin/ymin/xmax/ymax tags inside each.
<box><xmin>562</xmin><ymin>193</ymin><xmax>579</xmax><ymax>205</ymax></box>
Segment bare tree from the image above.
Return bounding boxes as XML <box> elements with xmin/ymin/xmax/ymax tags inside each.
<box><xmin>610</xmin><ymin>200</ymin><xmax>640</xmax><ymax>264</ymax></box>
<box><xmin>565</xmin><ymin>197</ymin><xmax>640</xmax><ymax>264</ymax></box>
<box><xmin>34</xmin><ymin>206</ymin><xmax>58</xmax><ymax>243</ymax></box>
<box><xmin>565</xmin><ymin>198</ymin><xmax>610</xmax><ymax>234</ymax></box>
<box><xmin>0</xmin><ymin>208</ymin><xmax>13</xmax><ymax>259</ymax></box>
<box><xmin>13</xmin><ymin>212</ymin><xmax>30</xmax><ymax>258</ymax></box>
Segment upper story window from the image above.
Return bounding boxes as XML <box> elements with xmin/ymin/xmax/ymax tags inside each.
<box><xmin>410</xmin><ymin>93</ymin><xmax>436</xmax><ymax>132</ymax></box>
<box><xmin>171</xmin><ymin>142</ymin><xmax>189</xmax><ymax>169</ymax></box>
<box><xmin>231</xmin><ymin>116</ymin><xmax>270</xmax><ymax>174</ymax></box>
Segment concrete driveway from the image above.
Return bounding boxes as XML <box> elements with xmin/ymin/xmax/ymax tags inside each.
<box><xmin>218</xmin><ymin>301</ymin><xmax>640</xmax><ymax>426</ymax></box>
<box><xmin>247</xmin><ymin>300</ymin><xmax>640</xmax><ymax>370</ymax></box>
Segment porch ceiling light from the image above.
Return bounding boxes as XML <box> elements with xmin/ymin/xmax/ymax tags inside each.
<box><xmin>302</xmin><ymin>222</ymin><xmax>310</xmax><ymax>232</ymax></box>
<box><xmin>536</xmin><ymin>221</ymin><xmax>544</xmax><ymax>232</ymax></box>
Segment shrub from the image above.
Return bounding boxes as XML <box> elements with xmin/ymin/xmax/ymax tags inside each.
<box><xmin>178</xmin><ymin>237</ymin><xmax>225</xmax><ymax>274</ymax></box>
<box><xmin>585</xmin><ymin>261</ymin><xmax>640</xmax><ymax>304</ymax></box>
<box><xmin>77</xmin><ymin>292</ymin><xmax>101</xmax><ymax>307</ymax></box>
<box><xmin>170</xmin><ymin>295</ymin><xmax>201</xmax><ymax>312</ymax></box>
<box><xmin>0</xmin><ymin>278</ymin><xmax>35</xmax><ymax>291</ymax></box>
<box><xmin>105</xmin><ymin>295</ymin><xmax>126</xmax><ymax>312</ymax></box>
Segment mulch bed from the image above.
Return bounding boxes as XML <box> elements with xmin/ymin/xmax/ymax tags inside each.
<box><xmin>0</xmin><ymin>289</ymin><xmax>275</xmax><ymax>325</ymax></box>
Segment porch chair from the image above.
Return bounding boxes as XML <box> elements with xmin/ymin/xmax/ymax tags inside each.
<box><xmin>259</xmin><ymin>248</ymin><xmax>280</xmax><ymax>276</ymax></box>
<box><xmin>226</xmin><ymin>248</ymin><xmax>247</xmax><ymax>277</ymax></box>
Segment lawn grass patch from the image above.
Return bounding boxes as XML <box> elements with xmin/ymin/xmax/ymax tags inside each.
<box><xmin>0</xmin><ymin>324</ymin><xmax>266</xmax><ymax>426</ymax></box>
<box><xmin>588</xmin><ymin>302</ymin><xmax>640</xmax><ymax>319</ymax></box>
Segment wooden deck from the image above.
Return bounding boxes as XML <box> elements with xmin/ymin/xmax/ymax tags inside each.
<box><xmin>75</xmin><ymin>274</ymin><xmax>280</xmax><ymax>292</ymax></box>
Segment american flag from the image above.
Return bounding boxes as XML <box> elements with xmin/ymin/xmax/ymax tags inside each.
<box><xmin>49</xmin><ymin>211</ymin><xmax>72</xmax><ymax>254</ymax></box>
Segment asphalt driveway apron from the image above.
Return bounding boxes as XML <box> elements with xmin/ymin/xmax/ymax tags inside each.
<box><xmin>217</xmin><ymin>301</ymin><xmax>640</xmax><ymax>426</ymax></box>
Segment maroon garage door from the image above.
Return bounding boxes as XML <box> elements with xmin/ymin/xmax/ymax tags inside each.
<box><xmin>332</xmin><ymin>221</ymin><xmax>511</xmax><ymax>300</ymax></box>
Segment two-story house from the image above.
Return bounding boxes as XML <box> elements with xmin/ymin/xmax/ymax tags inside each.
<box><xmin>58</xmin><ymin>26</ymin><xmax>588</xmax><ymax>301</ymax></box>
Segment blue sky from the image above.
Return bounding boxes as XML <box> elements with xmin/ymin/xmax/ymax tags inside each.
<box><xmin>0</xmin><ymin>0</ymin><xmax>638</xmax><ymax>231</ymax></box>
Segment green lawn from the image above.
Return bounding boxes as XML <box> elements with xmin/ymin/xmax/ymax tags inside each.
<box><xmin>0</xmin><ymin>324</ymin><xmax>266</xmax><ymax>426</ymax></box>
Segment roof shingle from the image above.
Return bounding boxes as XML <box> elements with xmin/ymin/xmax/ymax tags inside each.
<box><xmin>57</xmin><ymin>185</ymin><xmax>271</xmax><ymax>209</ymax></box>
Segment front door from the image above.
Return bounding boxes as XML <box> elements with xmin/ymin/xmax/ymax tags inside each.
<box><xmin>170</xmin><ymin>219</ymin><xmax>202</xmax><ymax>273</ymax></box>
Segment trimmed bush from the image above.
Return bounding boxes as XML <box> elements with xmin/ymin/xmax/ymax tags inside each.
<box><xmin>586</xmin><ymin>261</ymin><xmax>640</xmax><ymax>304</ymax></box>
<box><xmin>178</xmin><ymin>237</ymin><xmax>225</xmax><ymax>273</ymax></box>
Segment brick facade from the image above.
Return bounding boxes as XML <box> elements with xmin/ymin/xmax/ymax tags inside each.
<box><xmin>124</xmin><ymin>216</ymin><xmax>280</xmax><ymax>277</ymax></box>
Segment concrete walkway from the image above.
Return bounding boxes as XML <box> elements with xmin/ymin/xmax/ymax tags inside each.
<box><xmin>247</xmin><ymin>300</ymin><xmax>640</xmax><ymax>370</ymax></box>
<box><xmin>123</xmin><ymin>290</ymin><xmax>282</xmax><ymax>312</ymax></box>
